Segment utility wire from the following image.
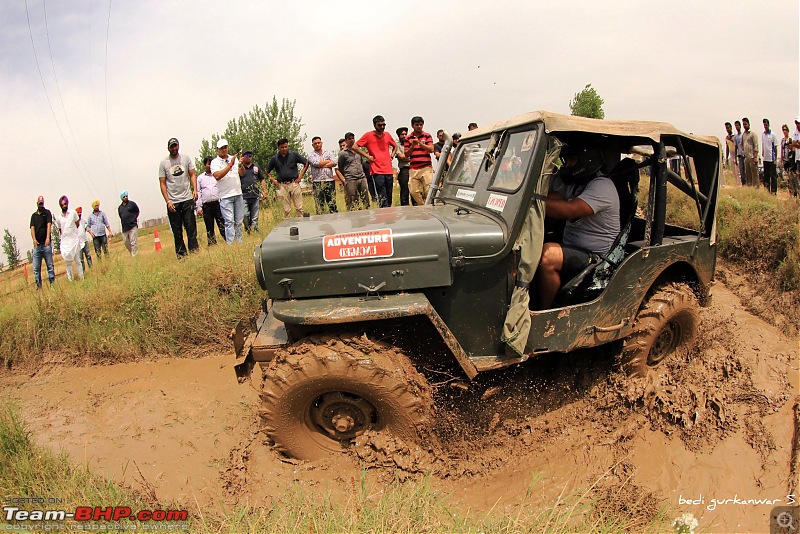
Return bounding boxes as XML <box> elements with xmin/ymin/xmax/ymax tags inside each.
<box><xmin>43</xmin><ymin>0</ymin><xmax>100</xmax><ymax>197</ymax></box>
<box><xmin>24</xmin><ymin>0</ymin><xmax>98</xmax><ymax>198</ymax></box>
<box><xmin>104</xmin><ymin>0</ymin><xmax>118</xmax><ymax>193</ymax></box>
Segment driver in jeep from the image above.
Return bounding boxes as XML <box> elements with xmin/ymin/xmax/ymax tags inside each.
<box><xmin>534</xmin><ymin>145</ymin><xmax>620</xmax><ymax>310</ymax></box>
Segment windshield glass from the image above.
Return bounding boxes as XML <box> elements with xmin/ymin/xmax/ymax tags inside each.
<box><xmin>489</xmin><ymin>130</ymin><xmax>537</xmax><ymax>192</ymax></box>
<box><xmin>446</xmin><ymin>139</ymin><xmax>490</xmax><ymax>186</ymax></box>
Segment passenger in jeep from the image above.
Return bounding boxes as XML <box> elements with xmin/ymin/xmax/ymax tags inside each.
<box><xmin>533</xmin><ymin>145</ymin><xmax>620</xmax><ymax>310</ymax></box>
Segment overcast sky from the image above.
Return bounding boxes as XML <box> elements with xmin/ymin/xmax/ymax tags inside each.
<box><xmin>2</xmin><ymin>0</ymin><xmax>798</xmax><ymax>263</ymax></box>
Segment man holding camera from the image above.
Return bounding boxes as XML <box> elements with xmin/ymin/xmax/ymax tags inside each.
<box><xmin>211</xmin><ymin>138</ymin><xmax>244</xmax><ymax>243</ymax></box>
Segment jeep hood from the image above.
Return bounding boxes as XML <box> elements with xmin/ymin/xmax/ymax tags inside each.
<box><xmin>255</xmin><ymin>206</ymin><xmax>504</xmax><ymax>300</ymax></box>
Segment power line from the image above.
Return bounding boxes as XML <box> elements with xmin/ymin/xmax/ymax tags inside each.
<box><xmin>104</xmin><ymin>0</ymin><xmax>118</xmax><ymax>193</ymax></box>
<box><xmin>43</xmin><ymin>0</ymin><xmax>100</xmax><ymax>196</ymax></box>
<box><xmin>24</xmin><ymin>0</ymin><xmax>98</xmax><ymax>199</ymax></box>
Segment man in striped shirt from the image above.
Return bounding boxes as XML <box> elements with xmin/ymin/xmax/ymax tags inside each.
<box><xmin>404</xmin><ymin>116</ymin><xmax>435</xmax><ymax>205</ymax></box>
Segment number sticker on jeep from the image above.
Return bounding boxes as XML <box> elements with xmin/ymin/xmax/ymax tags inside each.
<box><xmin>455</xmin><ymin>189</ymin><xmax>477</xmax><ymax>202</ymax></box>
<box><xmin>323</xmin><ymin>229</ymin><xmax>394</xmax><ymax>262</ymax></box>
<box><xmin>486</xmin><ymin>193</ymin><xmax>507</xmax><ymax>212</ymax></box>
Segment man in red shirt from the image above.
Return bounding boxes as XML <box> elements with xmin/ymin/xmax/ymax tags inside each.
<box><xmin>355</xmin><ymin>115</ymin><xmax>397</xmax><ymax>207</ymax></box>
<box><xmin>404</xmin><ymin>116</ymin><xmax>435</xmax><ymax>205</ymax></box>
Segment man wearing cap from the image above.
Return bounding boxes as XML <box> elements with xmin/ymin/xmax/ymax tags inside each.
<box><xmin>76</xmin><ymin>207</ymin><xmax>92</xmax><ymax>271</ymax></box>
<box><xmin>211</xmin><ymin>138</ymin><xmax>244</xmax><ymax>243</ymax></box>
<box><xmin>118</xmin><ymin>191</ymin><xmax>140</xmax><ymax>256</ymax></box>
<box><xmin>196</xmin><ymin>155</ymin><xmax>225</xmax><ymax>245</ymax></box>
<box><xmin>266</xmin><ymin>138</ymin><xmax>309</xmax><ymax>218</ymax></box>
<box><xmin>55</xmin><ymin>195</ymin><xmax>83</xmax><ymax>281</ymax></box>
<box><xmin>30</xmin><ymin>196</ymin><xmax>55</xmax><ymax>288</ymax></box>
<box><xmin>87</xmin><ymin>199</ymin><xmax>114</xmax><ymax>260</ymax></box>
<box><xmin>238</xmin><ymin>148</ymin><xmax>266</xmax><ymax>232</ymax></box>
<box><xmin>159</xmin><ymin>137</ymin><xmax>198</xmax><ymax>257</ymax></box>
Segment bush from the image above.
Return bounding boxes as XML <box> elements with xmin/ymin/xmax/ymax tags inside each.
<box><xmin>0</xmin><ymin>231</ymin><xmax>262</xmax><ymax>369</ymax></box>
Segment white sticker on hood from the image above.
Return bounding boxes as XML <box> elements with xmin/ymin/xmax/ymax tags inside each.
<box><xmin>455</xmin><ymin>189</ymin><xmax>477</xmax><ymax>202</ymax></box>
<box><xmin>486</xmin><ymin>193</ymin><xmax>507</xmax><ymax>212</ymax></box>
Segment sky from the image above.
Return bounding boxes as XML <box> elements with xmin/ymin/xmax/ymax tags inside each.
<box><xmin>2</xmin><ymin>0</ymin><xmax>798</xmax><ymax>263</ymax></box>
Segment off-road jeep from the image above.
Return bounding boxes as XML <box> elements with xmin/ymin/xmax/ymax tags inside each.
<box><xmin>234</xmin><ymin>110</ymin><xmax>720</xmax><ymax>460</ymax></box>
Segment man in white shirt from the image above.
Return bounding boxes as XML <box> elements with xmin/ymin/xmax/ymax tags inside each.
<box><xmin>196</xmin><ymin>156</ymin><xmax>225</xmax><ymax>245</ymax></box>
<box><xmin>761</xmin><ymin>118</ymin><xmax>778</xmax><ymax>194</ymax></box>
<box><xmin>56</xmin><ymin>195</ymin><xmax>83</xmax><ymax>281</ymax></box>
<box><xmin>211</xmin><ymin>138</ymin><xmax>244</xmax><ymax>244</ymax></box>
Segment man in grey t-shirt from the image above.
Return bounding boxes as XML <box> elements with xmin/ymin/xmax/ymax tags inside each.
<box><xmin>534</xmin><ymin>145</ymin><xmax>620</xmax><ymax>309</ymax></box>
<box><xmin>158</xmin><ymin>137</ymin><xmax>198</xmax><ymax>258</ymax></box>
<box><xmin>338</xmin><ymin>132</ymin><xmax>371</xmax><ymax>211</ymax></box>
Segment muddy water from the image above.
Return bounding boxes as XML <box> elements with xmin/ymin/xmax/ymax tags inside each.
<box><xmin>5</xmin><ymin>282</ymin><xmax>798</xmax><ymax>533</ymax></box>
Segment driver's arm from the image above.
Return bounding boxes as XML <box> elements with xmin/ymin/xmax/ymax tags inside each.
<box><xmin>545</xmin><ymin>195</ymin><xmax>593</xmax><ymax>220</ymax></box>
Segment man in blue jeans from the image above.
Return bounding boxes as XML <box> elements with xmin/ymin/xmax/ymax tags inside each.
<box><xmin>238</xmin><ymin>149</ymin><xmax>265</xmax><ymax>232</ymax></box>
<box><xmin>158</xmin><ymin>137</ymin><xmax>199</xmax><ymax>257</ymax></box>
<box><xmin>211</xmin><ymin>138</ymin><xmax>245</xmax><ymax>243</ymax></box>
<box><xmin>29</xmin><ymin>195</ymin><xmax>55</xmax><ymax>288</ymax></box>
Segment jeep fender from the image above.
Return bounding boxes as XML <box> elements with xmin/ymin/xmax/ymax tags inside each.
<box><xmin>271</xmin><ymin>293</ymin><xmax>479</xmax><ymax>379</ymax></box>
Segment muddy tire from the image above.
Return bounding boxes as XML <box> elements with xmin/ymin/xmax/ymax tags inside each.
<box><xmin>260</xmin><ymin>333</ymin><xmax>433</xmax><ymax>460</ymax></box>
<box><xmin>620</xmin><ymin>282</ymin><xmax>699</xmax><ymax>377</ymax></box>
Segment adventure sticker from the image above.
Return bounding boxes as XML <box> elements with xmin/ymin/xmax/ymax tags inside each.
<box><xmin>455</xmin><ymin>189</ymin><xmax>477</xmax><ymax>201</ymax></box>
<box><xmin>486</xmin><ymin>193</ymin><xmax>508</xmax><ymax>212</ymax></box>
<box><xmin>323</xmin><ymin>229</ymin><xmax>394</xmax><ymax>262</ymax></box>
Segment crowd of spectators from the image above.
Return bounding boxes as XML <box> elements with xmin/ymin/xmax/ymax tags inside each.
<box><xmin>724</xmin><ymin>116</ymin><xmax>800</xmax><ymax>197</ymax></box>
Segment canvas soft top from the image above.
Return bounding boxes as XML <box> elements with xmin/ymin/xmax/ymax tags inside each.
<box><xmin>461</xmin><ymin>110</ymin><xmax>720</xmax><ymax>149</ymax></box>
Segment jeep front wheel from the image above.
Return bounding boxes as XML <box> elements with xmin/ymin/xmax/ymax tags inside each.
<box><xmin>260</xmin><ymin>334</ymin><xmax>433</xmax><ymax>460</ymax></box>
<box><xmin>620</xmin><ymin>282</ymin><xmax>699</xmax><ymax>377</ymax></box>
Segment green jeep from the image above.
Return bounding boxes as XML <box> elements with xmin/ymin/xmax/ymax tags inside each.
<box><xmin>234</xmin><ymin>110</ymin><xmax>720</xmax><ymax>460</ymax></box>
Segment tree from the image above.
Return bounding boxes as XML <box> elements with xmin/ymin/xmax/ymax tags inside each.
<box><xmin>51</xmin><ymin>223</ymin><xmax>60</xmax><ymax>255</ymax></box>
<box><xmin>569</xmin><ymin>84</ymin><xmax>605</xmax><ymax>119</ymax></box>
<box><xmin>197</xmin><ymin>97</ymin><xmax>307</xmax><ymax>180</ymax></box>
<box><xmin>2</xmin><ymin>229</ymin><xmax>21</xmax><ymax>270</ymax></box>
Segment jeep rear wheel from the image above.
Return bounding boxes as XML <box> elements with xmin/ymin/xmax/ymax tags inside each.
<box><xmin>620</xmin><ymin>283</ymin><xmax>699</xmax><ymax>377</ymax></box>
<box><xmin>260</xmin><ymin>333</ymin><xmax>433</xmax><ymax>460</ymax></box>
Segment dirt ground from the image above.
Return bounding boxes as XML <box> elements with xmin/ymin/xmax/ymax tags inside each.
<box><xmin>4</xmin><ymin>279</ymin><xmax>798</xmax><ymax>532</ymax></box>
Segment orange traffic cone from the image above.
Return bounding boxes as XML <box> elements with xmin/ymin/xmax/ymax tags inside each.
<box><xmin>154</xmin><ymin>228</ymin><xmax>162</xmax><ymax>252</ymax></box>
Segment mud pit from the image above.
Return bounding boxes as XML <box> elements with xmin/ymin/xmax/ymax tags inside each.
<box><xmin>5</xmin><ymin>281</ymin><xmax>798</xmax><ymax>532</ymax></box>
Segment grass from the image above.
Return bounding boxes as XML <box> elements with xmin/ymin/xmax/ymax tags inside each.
<box><xmin>0</xmin><ymin>399</ymin><xmax>670</xmax><ymax>533</ymax></box>
<box><xmin>0</xmin><ymin>399</ymin><xmax>160</xmax><ymax>525</ymax></box>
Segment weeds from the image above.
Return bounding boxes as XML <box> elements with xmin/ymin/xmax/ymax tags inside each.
<box><xmin>638</xmin><ymin>179</ymin><xmax>800</xmax><ymax>332</ymax></box>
